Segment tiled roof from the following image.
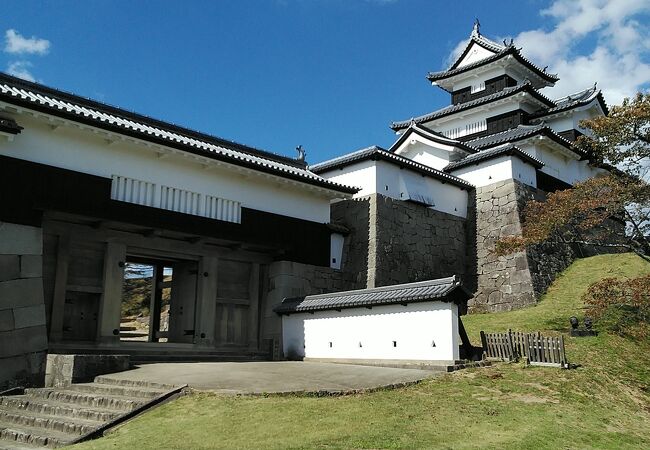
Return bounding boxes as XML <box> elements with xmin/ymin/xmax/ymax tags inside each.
<box><xmin>465</xmin><ymin>124</ymin><xmax>582</xmax><ymax>156</ymax></box>
<box><xmin>444</xmin><ymin>144</ymin><xmax>544</xmax><ymax>172</ymax></box>
<box><xmin>274</xmin><ymin>276</ymin><xmax>469</xmax><ymax>314</ymax></box>
<box><xmin>428</xmin><ymin>46</ymin><xmax>559</xmax><ymax>87</ymax></box>
<box><xmin>530</xmin><ymin>85</ymin><xmax>609</xmax><ymax>119</ymax></box>
<box><xmin>309</xmin><ymin>145</ymin><xmax>474</xmax><ymax>189</ymax></box>
<box><xmin>391</xmin><ymin>83</ymin><xmax>555</xmax><ymax>131</ymax></box>
<box><xmin>388</xmin><ymin>123</ymin><xmax>477</xmax><ymax>154</ymax></box>
<box><xmin>0</xmin><ymin>72</ymin><xmax>358</xmax><ymax>195</ymax></box>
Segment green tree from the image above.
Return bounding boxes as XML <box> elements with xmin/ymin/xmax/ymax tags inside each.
<box><xmin>495</xmin><ymin>93</ymin><xmax>650</xmax><ymax>261</ymax></box>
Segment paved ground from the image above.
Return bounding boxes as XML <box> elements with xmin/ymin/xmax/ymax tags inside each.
<box><xmin>103</xmin><ymin>361</ymin><xmax>437</xmax><ymax>394</ymax></box>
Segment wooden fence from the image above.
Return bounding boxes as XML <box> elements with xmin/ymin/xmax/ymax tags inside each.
<box><xmin>480</xmin><ymin>330</ymin><xmax>568</xmax><ymax>368</ymax></box>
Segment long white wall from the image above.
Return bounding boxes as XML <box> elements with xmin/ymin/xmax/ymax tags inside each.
<box><xmin>451</xmin><ymin>155</ymin><xmax>537</xmax><ymax>188</ymax></box>
<box><xmin>282</xmin><ymin>301</ymin><xmax>460</xmax><ymax>362</ymax></box>
<box><xmin>519</xmin><ymin>142</ymin><xmax>602</xmax><ymax>186</ymax></box>
<box><xmin>319</xmin><ymin>159</ymin><xmax>468</xmax><ymax>218</ymax></box>
<box><xmin>394</xmin><ymin>138</ymin><xmax>455</xmax><ymax>171</ymax></box>
<box><xmin>0</xmin><ymin>114</ymin><xmax>333</xmax><ymax>223</ymax></box>
<box><xmin>375</xmin><ymin>161</ymin><xmax>468</xmax><ymax>218</ymax></box>
<box><xmin>319</xmin><ymin>160</ymin><xmax>376</xmax><ymax>197</ymax></box>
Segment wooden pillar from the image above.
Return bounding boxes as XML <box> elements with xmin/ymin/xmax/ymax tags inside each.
<box><xmin>97</xmin><ymin>242</ymin><xmax>126</xmax><ymax>345</ymax></box>
<box><xmin>48</xmin><ymin>235</ymin><xmax>70</xmax><ymax>342</ymax></box>
<box><xmin>248</xmin><ymin>263</ymin><xmax>260</xmax><ymax>351</ymax></box>
<box><xmin>195</xmin><ymin>256</ymin><xmax>218</xmax><ymax>347</ymax></box>
<box><xmin>148</xmin><ymin>264</ymin><xmax>164</xmax><ymax>342</ymax></box>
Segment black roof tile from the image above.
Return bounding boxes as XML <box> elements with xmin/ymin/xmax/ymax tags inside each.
<box><xmin>274</xmin><ymin>276</ymin><xmax>470</xmax><ymax>314</ymax></box>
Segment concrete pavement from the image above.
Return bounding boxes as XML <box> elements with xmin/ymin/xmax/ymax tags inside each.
<box><xmin>100</xmin><ymin>361</ymin><xmax>438</xmax><ymax>394</ymax></box>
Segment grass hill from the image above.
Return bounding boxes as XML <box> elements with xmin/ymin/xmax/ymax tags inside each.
<box><xmin>74</xmin><ymin>253</ymin><xmax>650</xmax><ymax>449</ymax></box>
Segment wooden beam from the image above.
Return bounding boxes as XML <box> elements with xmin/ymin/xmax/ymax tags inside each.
<box><xmin>195</xmin><ymin>256</ymin><xmax>218</xmax><ymax>347</ymax></box>
<box><xmin>248</xmin><ymin>263</ymin><xmax>260</xmax><ymax>351</ymax></box>
<box><xmin>43</xmin><ymin>217</ymin><xmax>275</xmax><ymax>264</ymax></box>
<box><xmin>48</xmin><ymin>235</ymin><xmax>70</xmax><ymax>342</ymax></box>
<box><xmin>97</xmin><ymin>242</ymin><xmax>126</xmax><ymax>344</ymax></box>
<box><xmin>148</xmin><ymin>263</ymin><xmax>164</xmax><ymax>343</ymax></box>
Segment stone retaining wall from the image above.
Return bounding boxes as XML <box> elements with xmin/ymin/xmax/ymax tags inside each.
<box><xmin>261</xmin><ymin>261</ymin><xmax>356</xmax><ymax>357</ymax></box>
<box><xmin>0</xmin><ymin>222</ymin><xmax>48</xmax><ymax>390</ymax></box>
<box><xmin>371</xmin><ymin>195</ymin><xmax>468</xmax><ymax>287</ymax></box>
<box><xmin>472</xmin><ymin>180</ymin><xmax>585</xmax><ymax>312</ymax></box>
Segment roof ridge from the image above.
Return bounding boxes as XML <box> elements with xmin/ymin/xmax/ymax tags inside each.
<box><xmin>289</xmin><ymin>276</ymin><xmax>459</xmax><ymax>301</ymax></box>
<box><xmin>428</xmin><ymin>46</ymin><xmax>559</xmax><ymax>88</ymax></box>
<box><xmin>0</xmin><ymin>72</ymin><xmax>304</xmax><ymax>168</ymax></box>
<box><xmin>392</xmin><ymin>82</ymin><xmax>554</xmax><ymax>130</ymax></box>
<box><xmin>0</xmin><ymin>72</ymin><xmax>360</xmax><ymax>195</ymax></box>
<box><xmin>445</xmin><ymin>144</ymin><xmax>544</xmax><ymax>172</ymax></box>
<box><xmin>309</xmin><ymin>145</ymin><xmax>385</xmax><ymax>171</ymax></box>
<box><xmin>309</xmin><ymin>145</ymin><xmax>474</xmax><ymax>189</ymax></box>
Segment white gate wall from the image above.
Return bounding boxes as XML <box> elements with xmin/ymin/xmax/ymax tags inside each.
<box><xmin>282</xmin><ymin>301</ymin><xmax>459</xmax><ymax>362</ymax></box>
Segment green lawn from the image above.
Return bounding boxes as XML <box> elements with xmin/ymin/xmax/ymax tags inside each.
<box><xmin>74</xmin><ymin>253</ymin><xmax>650</xmax><ymax>450</ymax></box>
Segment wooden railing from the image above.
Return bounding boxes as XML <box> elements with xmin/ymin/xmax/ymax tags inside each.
<box><xmin>480</xmin><ymin>330</ymin><xmax>569</xmax><ymax>368</ymax></box>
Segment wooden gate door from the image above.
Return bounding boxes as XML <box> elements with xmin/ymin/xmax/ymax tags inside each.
<box><xmin>168</xmin><ymin>261</ymin><xmax>198</xmax><ymax>344</ymax></box>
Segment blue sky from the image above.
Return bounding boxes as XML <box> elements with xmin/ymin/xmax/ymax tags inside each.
<box><xmin>2</xmin><ymin>0</ymin><xmax>649</xmax><ymax>163</ymax></box>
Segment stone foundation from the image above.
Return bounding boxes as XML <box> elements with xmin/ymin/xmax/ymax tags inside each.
<box><xmin>45</xmin><ymin>354</ymin><xmax>131</xmax><ymax>387</ymax></box>
<box><xmin>261</xmin><ymin>261</ymin><xmax>356</xmax><ymax>356</ymax></box>
<box><xmin>0</xmin><ymin>222</ymin><xmax>48</xmax><ymax>390</ymax></box>
<box><xmin>332</xmin><ymin>194</ymin><xmax>469</xmax><ymax>289</ymax></box>
<box><xmin>371</xmin><ymin>195</ymin><xmax>467</xmax><ymax>287</ymax></box>
<box><xmin>472</xmin><ymin>180</ymin><xmax>584</xmax><ymax>312</ymax></box>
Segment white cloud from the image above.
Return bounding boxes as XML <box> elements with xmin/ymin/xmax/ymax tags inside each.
<box><xmin>6</xmin><ymin>61</ymin><xmax>36</xmax><ymax>82</ymax></box>
<box><xmin>4</xmin><ymin>29</ymin><xmax>50</xmax><ymax>55</ymax></box>
<box><xmin>447</xmin><ymin>0</ymin><xmax>650</xmax><ymax>105</ymax></box>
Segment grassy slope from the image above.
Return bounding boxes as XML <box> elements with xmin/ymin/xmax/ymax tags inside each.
<box><xmin>74</xmin><ymin>254</ymin><xmax>650</xmax><ymax>450</ymax></box>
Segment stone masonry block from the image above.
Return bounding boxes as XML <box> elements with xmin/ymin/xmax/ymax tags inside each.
<box><xmin>0</xmin><ymin>309</ymin><xmax>14</xmax><ymax>332</ymax></box>
<box><xmin>0</xmin><ymin>255</ymin><xmax>20</xmax><ymax>282</ymax></box>
<box><xmin>13</xmin><ymin>304</ymin><xmax>46</xmax><ymax>329</ymax></box>
<box><xmin>0</xmin><ymin>325</ymin><xmax>48</xmax><ymax>358</ymax></box>
<box><xmin>20</xmin><ymin>255</ymin><xmax>42</xmax><ymax>279</ymax></box>
<box><xmin>0</xmin><ymin>222</ymin><xmax>42</xmax><ymax>255</ymax></box>
<box><xmin>0</xmin><ymin>278</ymin><xmax>45</xmax><ymax>310</ymax></box>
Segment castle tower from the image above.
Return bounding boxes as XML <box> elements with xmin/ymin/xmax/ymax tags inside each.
<box><xmin>386</xmin><ymin>23</ymin><xmax>610</xmax><ymax>311</ymax></box>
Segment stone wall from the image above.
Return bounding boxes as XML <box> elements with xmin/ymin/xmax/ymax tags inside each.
<box><xmin>371</xmin><ymin>195</ymin><xmax>468</xmax><ymax>287</ymax></box>
<box><xmin>516</xmin><ymin>183</ymin><xmax>577</xmax><ymax>298</ymax></box>
<box><xmin>472</xmin><ymin>180</ymin><xmax>582</xmax><ymax>312</ymax></box>
<box><xmin>260</xmin><ymin>261</ymin><xmax>356</xmax><ymax>357</ymax></box>
<box><xmin>0</xmin><ymin>222</ymin><xmax>48</xmax><ymax>391</ymax></box>
<box><xmin>331</xmin><ymin>198</ymin><xmax>370</xmax><ymax>290</ymax></box>
<box><xmin>472</xmin><ymin>180</ymin><xmax>536</xmax><ymax>312</ymax></box>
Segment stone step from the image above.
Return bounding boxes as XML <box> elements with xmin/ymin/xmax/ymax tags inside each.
<box><xmin>0</xmin><ymin>396</ymin><xmax>121</xmax><ymax>423</ymax></box>
<box><xmin>63</xmin><ymin>383</ymin><xmax>166</xmax><ymax>400</ymax></box>
<box><xmin>23</xmin><ymin>389</ymin><xmax>146</xmax><ymax>412</ymax></box>
<box><xmin>0</xmin><ymin>423</ymin><xmax>75</xmax><ymax>448</ymax></box>
<box><xmin>93</xmin><ymin>376</ymin><xmax>177</xmax><ymax>391</ymax></box>
<box><xmin>0</xmin><ymin>408</ymin><xmax>100</xmax><ymax>436</ymax></box>
<box><xmin>0</xmin><ymin>440</ymin><xmax>43</xmax><ymax>450</ymax></box>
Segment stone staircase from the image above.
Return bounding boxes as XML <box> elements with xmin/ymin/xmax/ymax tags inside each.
<box><xmin>0</xmin><ymin>376</ymin><xmax>182</xmax><ymax>449</ymax></box>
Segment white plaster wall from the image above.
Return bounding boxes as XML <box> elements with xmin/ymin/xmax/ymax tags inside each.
<box><xmin>282</xmin><ymin>301</ymin><xmax>459</xmax><ymax>362</ymax></box>
<box><xmin>375</xmin><ymin>161</ymin><xmax>468</xmax><ymax>218</ymax></box>
<box><xmin>511</xmin><ymin>157</ymin><xmax>538</xmax><ymax>188</ymax></box>
<box><xmin>330</xmin><ymin>233</ymin><xmax>345</xmax><ymax>269</ymax></box>
<box><xmin>450</xmin><ymin>155</ymin><xmax>515</xmax><ymax>187</ymax></box>
<box><xmin>457</xmin><ymin>44</ymin><xmax>497</xmax><ymax>68</ymax></box>
<box><xmin>394</xmin><ymin>138</ymin><xmax>455</xmax><ymax>171</ymax></box>
<box><xmin>423</xmin><ymin>100</ymin><xmax>535</xmax><ymax>133</ymax></box>
<box><xmin>520</xmin><ymin>142</ymin><xmax>598</xmax><ymax>186</ymax></box>
<box><xmin>320</xmin><ymin>160</ymin><xmax>376</xmax><ymax>198</ymax></box>
<box><xmin>0</xmin><ymin>114</ymin><xmax>332</xmax><ymax>223</ymax></box>
<box><xmin>544</xmin><ymin>104</ymin><xmax>604</xmax><ymax>137</ymax></box>
<box><xmin>451</xmin><ymin>66</ymin><xmax>507</xmax><ymax>91</ymax></box>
